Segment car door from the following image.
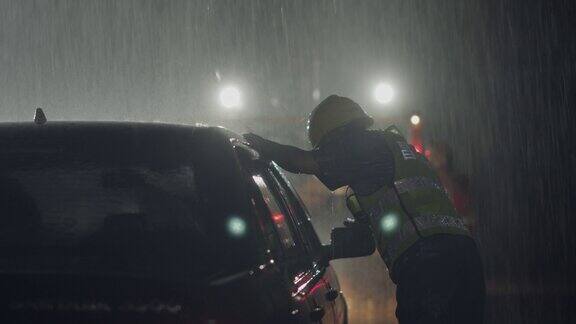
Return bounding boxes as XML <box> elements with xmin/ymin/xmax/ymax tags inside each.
<box><xmin>252</xmin><ymin>164</ymin><xmax>338</xmax><ymax>324</ymax></box>
<box><xmin>268</xmin><ymin>164</ymin><xmax>347</xmax><ymax>324</ymax></box>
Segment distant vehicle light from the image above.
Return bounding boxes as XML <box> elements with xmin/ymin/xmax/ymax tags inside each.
<box><xmin>219</xmin><ymin>86</ymin><xmax>242</xmax><ymax>109</ymax></box>
<box><xmin>410</xmin><ymin>114</ymin><xmax>421</xmax><ymax>126</ymax></box>
<box><xmin>374</xmin><ymin>83</ymin><xmax>395</xmax><ymax>105</ymax></box>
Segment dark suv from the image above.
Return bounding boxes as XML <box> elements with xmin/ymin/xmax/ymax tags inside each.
<box><xmin>0</xmin><ymin>122</ymin><xmax>372</xmax><ymax>323</ymax></box>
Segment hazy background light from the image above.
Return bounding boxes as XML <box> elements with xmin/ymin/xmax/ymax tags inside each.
<box><xmin>410</xmin><ymin>114</ymin><xmax>421</xmax><ymax>125</ymax></box>
<box><xmin>312</xmin><ymin>88</ymin><xmax>321</xmax><ymax>101</ymax></box>
<box><xmin>374</xmin><ymin>83</ymin><xmax>395</xmax><ymax>105</ymax></box>
<box><xmin>270</xmin><ymin>97</ymin><xmax>280</xmax><ymax>107</ymax></box>
<box><xmin>219</xmin><ymin>86</ymin><xmax>242</xmax><ymax>109</ymax></box>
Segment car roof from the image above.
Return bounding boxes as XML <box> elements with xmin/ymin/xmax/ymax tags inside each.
<box><xmin>0</xmin><ymin>121</ymin><xmax>239</xmax><ymax>139</ymax></box>
<box><xmin>0</xmin><ymin>121</ymin><xmax>250</xmax><ymax>152</ymax></box>
<box><xmin>0</xmin><ymin>120</ymin><xmax>259</xmax><ymax>173</ymax></box>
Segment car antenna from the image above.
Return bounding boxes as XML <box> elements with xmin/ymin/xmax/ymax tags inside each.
<box><xmin>34</xmin><ymin>107</ymin><xmax>47</xmax><ymax>125</ymax></box>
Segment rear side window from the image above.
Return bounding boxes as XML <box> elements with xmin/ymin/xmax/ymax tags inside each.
<box><xmin>0</xmin><ymin>127</ymin><xmax>262</xmax><ymax>281</ymax></box>
<box><xmin>252</xmin><ymin>174</ymin><xmax>296</xmax><ymax>251</ymax></box>
<box><xmin>0</xmin><ymin>162</ymin><xmax>205</xmax><ymax>278</ymax></box>
<box><xmin>268</xmin><ymin>167</ymin><xmax>322</xmax><ymax>255</ymax></box>
<box><xmin>0</xmin><ymin>166</ymin><xmax>199</xmax><ymax>242</ymax></box>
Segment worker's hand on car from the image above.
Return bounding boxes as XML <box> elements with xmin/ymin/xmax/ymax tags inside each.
<box><xmin>343</xmin><ymin>217</ymin><xmax>356</xmax><ymax>227</ymax></box>
<box><xmin>243</xmin><ymin>133</ymin><xmax>269</xmax><ymax>153</ymax></box>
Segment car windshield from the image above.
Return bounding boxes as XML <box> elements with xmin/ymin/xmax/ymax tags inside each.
<box><xmin>0</xmin><ymin>126</ymin><xmax>260</xmax><ymax>283</ymax></box>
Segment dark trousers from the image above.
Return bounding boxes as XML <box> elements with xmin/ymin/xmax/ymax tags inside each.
<box><xmin>392</xmin><ymin>234</ymin><xmax>486</xmax><ymax>324</ymax></box>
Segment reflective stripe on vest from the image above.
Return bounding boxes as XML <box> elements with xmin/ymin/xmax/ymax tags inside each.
<box><xmin>394</xmin><ymin>176</ymin><xmax>446</xmax><ymax>195</ymax></box>
<box><xmin>380</xmin><ymin>213</ymin><xmax>469</xmax><ymax>265</ymax></box>
<box><xmin>371</xmin><ymin>176</ymin><xmax>446</xmax><ymax>206</ymax></box>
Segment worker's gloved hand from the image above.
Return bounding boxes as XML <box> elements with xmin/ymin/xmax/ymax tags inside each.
<box><xmin>243</xmin><ymin>133</ymin><xmax>277</xmax><ymax>160</ymax></box>
<box><xmin>344</xmin><ymin>217</ymin><xmax>371</xmax><ymax>232</ymax></box>
<box><xmin>343</xmin><ymin>217</ymin><xmax>356</xmax><ymax>227</ymax></box>
<box><xmin>243</xmin><ymin>133</ymin><xmax>268</xmax><ymax>151</ymax></box>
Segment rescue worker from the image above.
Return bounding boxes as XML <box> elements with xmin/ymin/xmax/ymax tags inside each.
<box><xmin>244</xmin><ymin>95</ymin><xmax>485</xmax><ymax>324</ymax></box>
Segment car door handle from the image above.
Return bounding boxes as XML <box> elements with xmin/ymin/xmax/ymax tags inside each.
<box><xmin>309</xmin><ymin>306</ymin><xmax>325</xmax><ymax>322</ymax></box>
<box><xmin>325</xmin><ymin>288</ymin><xmax>339</xmax><ymax>302</ymax></box>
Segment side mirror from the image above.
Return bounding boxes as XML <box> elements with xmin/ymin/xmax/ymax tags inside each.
<box><xmin>323</xmin><ymin>224</ymin><xmax>376</xmax><ymax>262</ymax></box>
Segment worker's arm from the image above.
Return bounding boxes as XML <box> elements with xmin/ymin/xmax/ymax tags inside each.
<box><xmin>243</xmin><ymin>133</ymin><xmax>319</xmax><ymax>174</ymax></box>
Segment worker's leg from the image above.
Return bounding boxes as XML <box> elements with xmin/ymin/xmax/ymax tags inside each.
<box><xmin>454</xmin><ymin>237</ymin><xmax>486</xmax><ymax>324</ymax></box>
<box><xmin>394</xmin><ymin>243</ymin><xmax>459</xmax><ymax>324</ymax></box>
<box><xmin>394</xmin><ymin>234</ymin><xmax>485</xmax><ymax>324</ymax></box>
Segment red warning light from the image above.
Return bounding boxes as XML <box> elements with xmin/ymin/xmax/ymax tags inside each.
<box><xmin>414</xmin><ymin>144</ymin><xmax>423</xmax><ymax>154</ymax></box>
<box><xmin>409</xmin><ymin>113</ymin><xmax>425</xmax><ymax>156</ymax></box>
<box><xmin>272</xmin><ymin>213</ymin><xmax>285</xmax><ymax>224</ymax></box>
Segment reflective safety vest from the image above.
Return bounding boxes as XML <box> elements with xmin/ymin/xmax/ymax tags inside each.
<box><xmin>351</xmin><ymin>126</ymin><xmax>470</xmax><ymax>269</ymax></box>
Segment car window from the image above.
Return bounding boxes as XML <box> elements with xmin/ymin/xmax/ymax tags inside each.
<box><xmin>233</xmin><ymin>147</ymin><xmax>314</xmax><ymax>273</ymax></box>
<box><xmin>268</xmin><ymin>166</ymin><xmax>323</xmax><ymax>256</ymax></box>
<box><xmin>0</xmin><ymin>129</ymin><xmax>262</xmax><ymax>282</ymax></box>
<box><xmin>252</xmin><ymin>174</ymin><xmax>297</xmax><ymax>252</ymax></box>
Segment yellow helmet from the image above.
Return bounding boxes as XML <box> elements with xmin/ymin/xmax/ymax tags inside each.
<box><xmin>307</xmin><ymin>95</ymin><xmax>374</xmax><ymax>148</ymax></box>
